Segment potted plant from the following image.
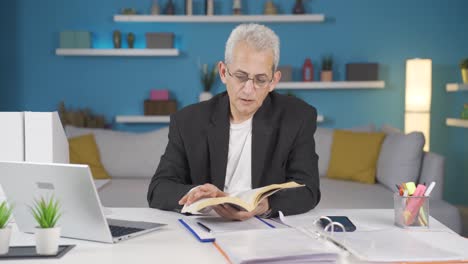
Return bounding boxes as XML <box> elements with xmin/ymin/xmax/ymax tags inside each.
<box><xmin>199</xmin><ymin>63</ymin><xmax>218</xmax><ymax>102</ymax></box>
<box><xmin>30</xmin><ymin>196</ymin><xmax>61</xmax><ymax>255</ymax></box>
<box><xmin>321</xmin><ymin>56</ymin><xmax>333</xmax><ymax>82</ymax></box>
<box><xmin>0</xmin><ymin>201</ymin><xmax>13</xmax><ymax>255</ymax></box>
<box><xmin>460</xmin><ymin>58</ymin><xmax>468</xmax><ymax>84</ymax></box>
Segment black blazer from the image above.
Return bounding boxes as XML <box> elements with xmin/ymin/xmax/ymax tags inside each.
<box><xmin>147</xmin><ymin>91</ymin><xmax>321</xmax><ymax>216</ymax></box>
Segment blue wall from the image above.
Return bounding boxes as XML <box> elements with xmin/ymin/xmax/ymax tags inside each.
<box><xmin>0</xmin><ymin>1</ymin><xmax>18</xmax><ymax>111</ymax></box>
<box><xmin>1</xmin><ymin>0</ymin><xmax>467</xmax><ymax>205</ymax></box>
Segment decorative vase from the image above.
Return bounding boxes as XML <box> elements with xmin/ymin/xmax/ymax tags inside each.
<box><xmin>302</xmin><ymin>58</ymin><xmax>314</xmax><ymax>81</ymax></box>
<box><xmin>113</xmin><ymin>30</ymin><xmax>122</xmax><ymax>49</ymax></box>
<box><xmin>0</xmin><ymin>226</ymin><xmax>12</xmax><ymax>255</ymax></box>
<box><xmin>205</xmin><ymin>0</ymin><xmax>214</xmax><ymax>16</ymax></box>
<box><xmin>292</xmin><ymin>0</ymin><xmax>305</xmax><ymax>14</ymax></box>
<box><xmin>151</xmin><ymin>0</ymin><xmax>160</xmax><ymax>15</ymax></box>
<box><xmin>264</xmin><ymin>1</ymin><xmax>277</xmax><ymax>15</ymax></box>
<box><xmin>35</xmin><ymin>227</ymin><xmax>61</xmax><ymax>255</ymax></box>
<box><xmin>233</xmin><ymin>0</ymin><xmax>242</xmax><ymax>15</ymax></box>
<box><xmin>199</xmin><ymin>91</ymin><xmax>213</xmax><ymax>102</ymax></box>
<box><xmin>462</xmin><ymin>69</ymin><xmax>468</xmax><ymax>84</ymax></box>
<box><xmin>185</xmin><ymin>0</ymin><xmax>193</xmax><ymax>15</ymax></box>
<box><xmin>321</xmin><ymin>71</ymin><xmax>333</xmax><ymax>82</ymax></box>
<box><xmin>127</xmin><ymin>33</ymin><xmax>135</xmax><ymax>49</ymax></box>
<box><xmin>165</xmin><ymin>0</ymin><xmax>175</xmax><ymax>15</ymax></box>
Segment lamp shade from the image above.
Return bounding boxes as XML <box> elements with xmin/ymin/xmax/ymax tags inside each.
<box><xmin>405</xmin><ymin>59</ymin><xmax>432</xmax><ymax>112</ymax></box>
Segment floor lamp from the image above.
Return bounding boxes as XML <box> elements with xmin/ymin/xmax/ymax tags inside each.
<box><xmin>405</xmin><ymin>58</ymin><xmax>432</xmax><ymax>151</ymax></box>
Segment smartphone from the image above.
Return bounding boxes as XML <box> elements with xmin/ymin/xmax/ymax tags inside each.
<box><xmin>319</xmin><ymin>216</ymin><xmax>356</xmax><ymax>232</ymax></box>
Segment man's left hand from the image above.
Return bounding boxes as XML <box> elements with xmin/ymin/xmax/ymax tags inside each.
<box><xmin>213</xmin><ymin>198</ymin><xmax>270</xmax><ymax>221</ymax></box>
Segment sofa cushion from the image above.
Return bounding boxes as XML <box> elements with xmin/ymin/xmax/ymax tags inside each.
<box><xmin>418</xmin><ymin>152</ymin><xmax>445</xmax><ymax>200</ymax></box>
<box><xmin>65</xmin><ymin>126</ymin><xmax>169</xmax><ymax>178</ymax></box>
<box><xmin>98</xmin><ymin>179</ymin><xmax>151</xmax><ymax>207</ymax></box>
<box><xmin>376</xmin><ymin>131</ymin><xmax>425</xmax><ymax>191</ymax></box>
<box><xmin>69</xmin><ymin>134</ymin><xmax>111</xmax><ymax>179</ymax></box>
<box><xmin>327</xmin><ymin>130</ymin><xmax>385</xmax><ymax>184</ymax></box>
<box><xmin>317</xmin><ymin>178</ymin><xmax>394</xmax><ymax>209</ymax></box>
<box><xmin>315</xmin><ymin>124</ymin><xmax>376</xmax><ymax>177</ymax></box>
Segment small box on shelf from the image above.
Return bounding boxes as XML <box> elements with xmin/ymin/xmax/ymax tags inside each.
<box><xmin>146</xmin><ymin>33</ymin><xmax>174</xmax><ymax>49</ymax></box>
<box><xmin>144</xmin><ymin>100</ymin><xmax>177</xmax><ymax>115</ymax></box>
<box><xmin>277</xmin><ymin>66</ymin><xmax>293</xmax><ymax>82</ymax></box>
<box><xmin>346</xmin><ymin>63</ymin><xmax>378</xmax><ymax>81</ymax></box>
<box><xmin>150</xmin><ymin>90</ymin><xmax>170</xmax><ymax>101</ymax></box>
<box><xmin>59</xmin><ymin>31</ymin><xmax>91</xmax><ymax>49</ymax></box>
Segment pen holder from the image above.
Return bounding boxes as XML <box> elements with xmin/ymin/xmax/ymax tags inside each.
<box><xmin>394</xmin><ymin>193</ymin><xmax>429</xmax><ymax>228</ymax></box>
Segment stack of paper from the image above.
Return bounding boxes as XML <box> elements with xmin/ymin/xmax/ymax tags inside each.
<box><xmin>215</xmin><ymin>228</ymin><xmax>341</xmax><ymax>264</ymax></box>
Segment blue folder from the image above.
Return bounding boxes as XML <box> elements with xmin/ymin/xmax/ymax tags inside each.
<box><xmin>178</xmin><ymin>219</ymin><xmax>216</xmax><ymax>243</ymax></box>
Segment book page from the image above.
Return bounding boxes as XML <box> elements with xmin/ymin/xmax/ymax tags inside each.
<box><xmin>234</xmin><ymin>181</ymin><xmax>304</xmax><ymax>207</ymax></box>
<box><xmin>181</xmin><ymin>182</ymin><xmax>304</xmax><ymax>214</ymax></box>
<box><xmin>181</xmin><ymin>196</ymin><xmax>251</xmax><ymax>214</ymax></box>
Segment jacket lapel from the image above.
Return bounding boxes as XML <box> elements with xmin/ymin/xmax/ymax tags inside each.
<box><xmin>207</xmin><ymin>94</ymin><xmax>230</xmax><ymax>190</ymax></box>
<box><xmin>252</xmin><ymin>95</ymin><xmax>274</xmax><ymax>188</ymax></box>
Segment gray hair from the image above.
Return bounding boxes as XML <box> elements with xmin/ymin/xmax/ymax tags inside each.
<box><xmin>224</xmin><ymin>23</ymin><xmax>280</xmax><ymax>71</ymax></box>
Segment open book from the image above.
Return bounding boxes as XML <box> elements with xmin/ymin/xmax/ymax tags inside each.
<box><xmin>181</xmin><ymin>181</ymin><xmax>304</xmax><ymax>214</ymax></box>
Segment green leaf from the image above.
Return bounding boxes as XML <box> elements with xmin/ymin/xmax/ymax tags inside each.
<box><xmin>29</xmin><ymin>196</ymin><xmax>61</xmax><ymax>228</ymax></box>
<box><xmin>0</xmin><ymin>201</ymin><xmax>13</xmax><ymax>228</ymax></box>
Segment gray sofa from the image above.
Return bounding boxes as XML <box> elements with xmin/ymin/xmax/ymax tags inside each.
<box><xmin>64</xmin><ymin>125</ymin><xmax>462</xmax><ymax>234</ymax></box>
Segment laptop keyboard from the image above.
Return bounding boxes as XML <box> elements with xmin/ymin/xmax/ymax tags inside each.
<box><xmin>109</xmin><ymin>225</ymin><xmax>144</xmax><ymax>237</ymax></box>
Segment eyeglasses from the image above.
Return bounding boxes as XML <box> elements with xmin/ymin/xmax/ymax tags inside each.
<box><xmin>225</xmin><ymin>66</ymin><xmax>273</xmax><ymax>89</ymax></box>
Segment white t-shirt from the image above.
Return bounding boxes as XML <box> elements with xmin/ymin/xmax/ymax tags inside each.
<box><xmin>224</xmin><ymin>117</ymin><xmax>252</xmax><ymax>195</ymax></box>
<box><xmin>186</xmin><ymin>117</ymin><xmax>252</xmax><ymax>196</ymax></box>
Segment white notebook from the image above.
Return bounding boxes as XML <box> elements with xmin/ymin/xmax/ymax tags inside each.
<box><xmin>215</xmin><ymin>228</ymin><xmax>342</xmax><ymax>264</ymax></box>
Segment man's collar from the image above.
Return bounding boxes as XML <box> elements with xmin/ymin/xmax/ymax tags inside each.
<box><xmin>209</xmin><ymin>91</ymin><xmax>274</xmax><ymax>133</ymax></box>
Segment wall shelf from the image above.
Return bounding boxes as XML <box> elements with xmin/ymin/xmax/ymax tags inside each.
<box><xmin>446</xmin><ymin>118</ymin><xmax>468</xmax><ymax>128</ymax></box>
<box><xmin>446</xmin><ymin>83</ymin><xmax>468</xmax><ymax>92</ymax></box>
<box><xmin>114</xmin><ymin>14</ymin><xmax>325</xmax><ymax>23</ymax></box>
<box><xmin>276</xmin><ymin>81</ymin><xmax>385</xmax><ymax>90</ymax></box>
<box><xmin>116</xmin><ymin>114</ymin><xmax>325</xmax><ymax>123</ymax></box>
<box><xmin>116</xmin><ymin>115</ymin><xmax>171</xmax><ymax>123</ymax></box>
<box><xmin>55</xmin><ymin>48</ymin><xmax>179</xmax><ymax>57</ymax></box>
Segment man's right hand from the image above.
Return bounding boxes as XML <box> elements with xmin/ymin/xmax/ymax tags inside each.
<box><xmin>178</xmin><ymin>183</ymin><xmax>226</xmax><ymax>206</ymax></box>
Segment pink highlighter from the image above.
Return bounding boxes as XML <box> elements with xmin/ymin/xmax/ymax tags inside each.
<box><xmin>403</xmin><ymin>184</ymin><xmax>427</xmax><ymax>225</ymax></box>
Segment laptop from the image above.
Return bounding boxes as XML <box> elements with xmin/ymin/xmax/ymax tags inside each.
<box><xmin>0</xmin><ymin>161</ymin><xmax>166</xmax><ymax>243</ymax></box>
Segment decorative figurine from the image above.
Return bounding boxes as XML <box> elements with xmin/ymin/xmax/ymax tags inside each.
<box><xmin>165</xmin><ymin>0</ymin><xmax>175</xmax><ymax>15</ymax></box>
<box><xmin>264</xmin><ymin>1</ymin><xmax>277</xmax><ymax>15</ymax></box>
<box><xmin>292</xmin><ymin>0</ymin><xmax>305</xmax><ymax>14</ymax></box>
<box><xmin>151</xmin><ymin>0</ymin><xmax>160</xmax><ymax>15</ymax></box>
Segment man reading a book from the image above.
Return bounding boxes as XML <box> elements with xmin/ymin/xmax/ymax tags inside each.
<box><xmin>147</xmin><ymin>23</ymin><xmax>320</xmax><ymax>220</ymax></box>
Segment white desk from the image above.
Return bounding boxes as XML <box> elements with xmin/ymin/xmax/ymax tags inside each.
<box><xmin>5</xmin><ymin>208</ymin><xmax>468</xmax><ymax>263</ymax></box>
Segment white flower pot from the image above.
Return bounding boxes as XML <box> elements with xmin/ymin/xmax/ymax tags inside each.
<box><xmin>0</xmin><ymin>226</ymin><xmax>12</xmax><ymax>255</ymax></box>
<box><xmin>35</xmin><ymin>227</ymin><xmax>61</xmax><ymax>255</ymax></box>
<box><xmin>199</xmin><ymin>91</ymin><xmax>213</xmax><ymax>102</ymax></box>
